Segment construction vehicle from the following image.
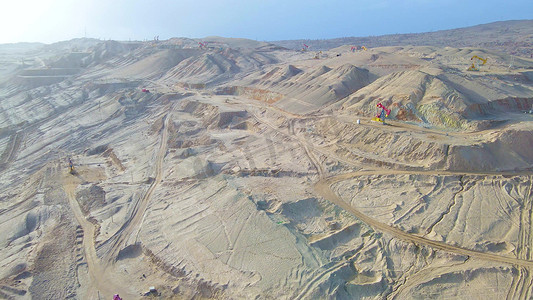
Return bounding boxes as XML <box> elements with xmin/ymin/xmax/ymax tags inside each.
<box><xmin>198</xmin><ymin>42</ymin><xmax>207</xmax><ymax>49</ymax></box>
<box><xmin>371</xmin><ymin>103</ymin><xmax>391</xmax><ymax>124</ymax></box>
<box><xmin>350</xmin><ymin>46</ymin><xmax>367</xmax><ymax>52</ymax></box>
<box><xmin>301</xmin><ymin>44</ymin><xmax>309</xmax><ymax>52</ymax></box>
<box><xmin>68</xmin><ymin>157</ymin><xmax>75</xmax><ymax>174</ymax></box>
<box><xmin>314</xmin><ymin>51</ymin><xmax>322</xmax><ymax>59</ymax></box>
<box><xmin>142</xmin><ymin>88</ymin><xmax>150</xmax><ymax>93</ymax></box>
<box><xmin>467</xmin><ymin>55</ymin><xmax>487</xmax><ymax>71</ymax></box>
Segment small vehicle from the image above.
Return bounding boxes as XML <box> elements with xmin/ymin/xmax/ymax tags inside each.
<box><xmin>68</xmin><ymin>157</ymin><xmax>75</xmax><ymax>174</ymax></box>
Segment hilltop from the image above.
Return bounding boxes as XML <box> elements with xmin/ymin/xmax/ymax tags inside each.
<box><xmin>271</xmin><ymin>20</ymin><xmax>533</xmax><ymax>58</ymax></box>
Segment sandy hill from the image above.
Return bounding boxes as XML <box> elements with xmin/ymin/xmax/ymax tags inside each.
<box><xmin>0</xmin><ymin>23</ymin><xmax>532</xmax><ymax>300</ymax></box>
<box><xmin>201</xmin><ymin>36</ymin><xmax>273</xmax><ymax>49</ymax></box>
<box><xmin>272</xmin><ymin>19</ymin><xmax>533</xmax><ymax>58</ymax></box>
<box><xmin>232</xmin><ymin>63</ymin><xmax>371</xmax><ymax>114</ymax></box>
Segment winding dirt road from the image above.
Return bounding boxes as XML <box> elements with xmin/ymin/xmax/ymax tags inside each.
<box><xmin>253</xmin><ymin>109</ymin><xmax>533</xmax><ymax>268</ymax></box>
<box><xmin>314</xmin><ymin>172</ymin><xmax>533</xmax><ymax>268</ymax></box>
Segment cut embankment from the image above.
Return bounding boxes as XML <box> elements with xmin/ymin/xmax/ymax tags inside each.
<box><xmin>446</xmin><ymin>127</ymin><xmax>533</xmax><ymax>172</ymax></box>
<box><xmin>180</xmin><ymin>99</ymin><xmax>249</xmax><ymax>130</ymax></box>
<box><xmin>341</xmin><ymin>68</ymin><xmax>533</xmax><ymax>130</ymax></box>
<box><xmin>305</xmin><ymin>117</ymin><xmax>449</xmax><ymax>170</ymax></box>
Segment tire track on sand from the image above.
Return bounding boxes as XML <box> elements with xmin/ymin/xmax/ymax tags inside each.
<box><xmin>314</xmin><ymin>171</ymin><xmax>533</xmax><ymax>268</ymax></box>
<box><xmin>507</xmin><ymin>176</ymin><xmax>533</xmax><ymax>300</ymax></box>
<box><xmin>63</xmin><ymin>169</ymin><xmax>136</xmax><ymax>299</ymax></box>
<box><xmin>62</xmin><ymin>113</ymin><xmax>170</xmax><ymax>298</ymax></box>
<box><xmin>103</xmin><ymin>113</ymin><xmax>170</xmax><ymax>263</ymax></box>
<box><xmin>254</xmin><ymin>108</ymin><xmax>533</xmax><ymax>266</ymax></box>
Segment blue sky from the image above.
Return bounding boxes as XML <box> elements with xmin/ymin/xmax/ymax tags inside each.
<box><xmin>1</xmin><ymin>0</ymin><xmax>531</xmax><ymax>44</ymax></box>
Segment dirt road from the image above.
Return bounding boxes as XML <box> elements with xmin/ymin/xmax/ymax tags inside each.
<box><xmin>253</xmin><ymin>107</ymin><xmax>533</xmax><ymax>267</ymax></box>
<box><xmin>314</xmin><ymin>172</ymin><xmax>533</xmax><ymax>268</ymax></box>
<box><xmin>61</xmin><ymin>113</ymin><xmax>170</xmax><ymax>299</ymax></box>
<box><xmin>63</xmin><ymin>170</ymin><xmax>136</xmax><ymax>299</ymax></box>
<box><xmin>103</xmin><ymin>114</ymin><xmax>170</xmax><ymax>263</ymax></box>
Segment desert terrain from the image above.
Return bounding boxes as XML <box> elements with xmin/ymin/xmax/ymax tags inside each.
<box><xmin>0</xmin><ymin>23</ymin><xmax>533</xmax><ymax>299</ymax></box>
<box><xmin>274</xmin><ymin>20</ymin><xmax>533</xmax><ymax>58</ymax></box>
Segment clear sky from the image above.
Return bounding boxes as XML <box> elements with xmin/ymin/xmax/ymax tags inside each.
<box><xmin>1</xmin><ymin>0</ymin><xmax>532</xmax><ymax>44</ymax></box>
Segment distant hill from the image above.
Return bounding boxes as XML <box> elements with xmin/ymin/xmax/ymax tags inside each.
<box><xmin>43</xmin><ymin>38</ymin><xmax>102</xmax><ymax>52</ymax></box>
<box><xmin>271</xmin><ymin>20</ymin><xmax>533</xmax><ymax>58</ymax></box>
<box><xmin>0</xmin><ymin>42</ymin><xmax>44</xmax><ymax>54</ymax></box>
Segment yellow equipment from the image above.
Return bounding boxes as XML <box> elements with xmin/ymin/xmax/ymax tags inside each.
<box><xmin>371</xmin><ymin>103</ymin><xmax>391</xmax><ymax>124</ymax></box>
<box><xmin>68</xmin><ymin>158</ymin><xmax>75</xmax><ymax>174</ymax></box>
<box><xmin>314</xmin><ymin>51</ymin><xmax>322</xmax><ymax>59</ymax></box>
<box><xmin>362</xmin><ymin>46</ymin><xmax>367</xmax><ymax>51</ymax></box>
<box><xmin>467</xmin><ymin>55</ymin><xmax>487</xmax><ymax>71</ymax></box>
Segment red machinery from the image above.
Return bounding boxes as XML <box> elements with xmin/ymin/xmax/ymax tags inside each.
<box><xmin>371</xmin><ymin>103</ymin><xmax>391</xmax><ymax>123</ymax></box>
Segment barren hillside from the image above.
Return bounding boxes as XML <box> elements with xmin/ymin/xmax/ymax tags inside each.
<box><xmin>272</xmin><ymin>20</ymin><xmax>533</xmax><ymax>58</ymax></box>
<box><xmin>0</xmin><ymin>27</ymin><xmax>532</xmax><ymax>299</ymax></box>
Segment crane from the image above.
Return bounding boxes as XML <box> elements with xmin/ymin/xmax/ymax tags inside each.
<box><xmin>467</xmin><ymin>55</ymin><xmax>487</xmax><ymax>71</ymax></box>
